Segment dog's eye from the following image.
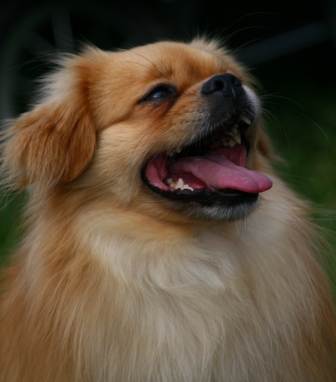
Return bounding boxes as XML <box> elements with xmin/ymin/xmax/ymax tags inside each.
<box><xmin>140</xmin><ymin>84</ymin><xmax>177</xmax><ymax>102</ymax></box>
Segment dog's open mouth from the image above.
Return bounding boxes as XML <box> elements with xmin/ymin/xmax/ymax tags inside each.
<box><xmin>142</xmin><ymin>116</ymin><xmax>272</xmax><ymax>207</ymax></box>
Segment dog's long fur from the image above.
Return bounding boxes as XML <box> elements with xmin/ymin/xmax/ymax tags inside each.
<box><xmin>0</xmin><ymin>39</ymin><xmax>335</xmax><ymax>381</ymax></box>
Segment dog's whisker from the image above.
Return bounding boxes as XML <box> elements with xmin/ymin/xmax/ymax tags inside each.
<box><xmin>263</xmin><ymin>108</ymin><xmax>291</xmax><ymax>153</ymax></box>
<box><xmin>262</xmin><ymin>94</ymin><xmax>329</xmax><ymax>144</ymax></box>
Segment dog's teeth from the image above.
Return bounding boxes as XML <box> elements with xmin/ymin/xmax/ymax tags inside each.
<box><xmin>171</xmin><ymin>178</ymin><xmax>184</xmax><ymax>190</ymax></box>
<box><xmin>233</xmin><ymin>133</ymin><xmax>241</xmax><ymax>144</ymax></box>
<box><xmin>228</xmin><ymin>139</ymin><xmax>236</xmax><ymax>147</ymax></box>
<box><xmin>239</xmin><ymin>116</ymin><xmax>252</xmax><ymax>125</ymax></box>
<box><xmin>170</xmin><ymin>178</ymin><xmax>193</xmax><ymax>191</ymax></box>
<box><xmin>223</xmin><ymin>130</ymin><xmax>240</xmax><ymax>146</ymax></box>
<box><xmin>232</xmin><ymin>130</ymin><xmax>241</xmax><ymax>144</ymax></box>
<box><xmin>167</xmin><ymin>147</ymin><xmax>182</xmax><ymax>156</ymax></box>
<box><xmin>182</xmin><ymin>184</ymin><xmax>194</xmax><ymax>191</ymax></box>
<box><xmin>226</xmin><ymin>126</ymin><xmax>238</xmax><ymax>138</ymax></box>
<box><xmin>174</xmin><ymin>178</ymin><xmax>184</xmax><ymax>190</ymax></box>
<box><xmin>174</xmin><ymin>178</ymin><xmax>182</xmax><ymax>189</ymax></box>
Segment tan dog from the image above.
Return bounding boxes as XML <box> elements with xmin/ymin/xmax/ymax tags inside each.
<box><xmin>0</xmin><ymin>39</ymin><xmax>335</xmax><ymax>381</ymax></box>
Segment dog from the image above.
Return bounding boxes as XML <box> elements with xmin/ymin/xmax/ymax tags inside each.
<box><xmin>0</xmin><ymin>38</ymin><xmax>335</xmax><ymax>381</ymax></box>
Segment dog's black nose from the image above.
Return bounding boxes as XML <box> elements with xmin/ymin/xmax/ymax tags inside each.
<box><xmin>201</xmin><ymin>73</ymin><xmax>242</xmax><ymax>99</ymax></box>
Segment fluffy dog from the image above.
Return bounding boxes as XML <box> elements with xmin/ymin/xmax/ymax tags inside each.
<box><xmin>0</xmin><ymin>39</ymin><xmax>335</xmax><ymax>381</ymax></box>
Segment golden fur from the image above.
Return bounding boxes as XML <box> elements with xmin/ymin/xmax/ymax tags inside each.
<box><xmin>0</xmin><ymin>39</ymin><xmax>335</xmax><ymax>381</ymax></box>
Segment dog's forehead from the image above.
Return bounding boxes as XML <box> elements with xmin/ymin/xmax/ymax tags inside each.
<box><xmin>122</xmin><ymin>42</ymin><xmax>237</xmax><ymax>85</ymax></box>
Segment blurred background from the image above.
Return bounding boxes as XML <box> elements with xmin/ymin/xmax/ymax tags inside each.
<box><xmin>0</xmin><ymin>0</ymin><xmax>335</xmax><ymax>290</ymax></box>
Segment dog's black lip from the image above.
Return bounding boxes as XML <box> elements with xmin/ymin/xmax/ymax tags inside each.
<box><xmin>143</xmin><ymin>179</ymin><xmax>259</xmax><ymax>207</ymax></box>
<box><xmin>140</xmin><ymin>115</ymin><xmax>259</xmax><ymax>208</ymax></box>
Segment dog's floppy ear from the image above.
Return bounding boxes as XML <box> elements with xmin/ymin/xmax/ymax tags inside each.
<box><xmin>1</xmin><ymin>52</ymin><xmax>98</xmax><ymax>190</ymax></box>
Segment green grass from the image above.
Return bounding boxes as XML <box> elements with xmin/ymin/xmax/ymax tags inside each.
<box><xmin>0</xmin><ymin>193</ymin><xmax>25</xmax><ymax>264</ymax></box>
<box><xmin>262</xmin><ymin>87</ymin><xmax>336</xmax><ymax>292</ymax></box>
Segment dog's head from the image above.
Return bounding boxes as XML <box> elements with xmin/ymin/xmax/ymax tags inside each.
<box><xmin>1</xmin><ymin>39</ymin><xmax>273</xmax><ymax>221</ymax></box>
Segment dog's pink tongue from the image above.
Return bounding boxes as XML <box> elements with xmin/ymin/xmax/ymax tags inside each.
<box><xmin>171</xmin><ymin>151</ymin><xmax>272</xmax><ymax>193</ymax></box>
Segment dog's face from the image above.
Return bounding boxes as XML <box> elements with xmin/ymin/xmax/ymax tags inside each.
<box><xmin>3</xmin><ymin>39</ymin><xmax>273</xmax><ymax>222</ymax></box>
